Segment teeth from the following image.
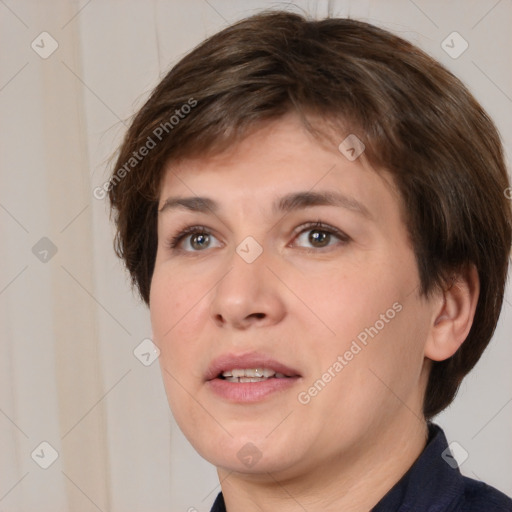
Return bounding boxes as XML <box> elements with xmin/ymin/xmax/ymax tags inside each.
<box><xmin>224</xmin><ymin>376</ymin><xmax>276</xmax><ymax>383</ymax></box>
<box><xmin>220</xmin><ymin>368</ymin><xmax>291</xmax><ymax>382</ymax></box>
<box><xmin>222</xmin><ymin>368</ymin><xmax>278</xmax><ymax>378</ymax></box>
<box><xmin>231</xmin><ymin>377</ymin><xmax>269</xmax><ymax>383</ymax></box>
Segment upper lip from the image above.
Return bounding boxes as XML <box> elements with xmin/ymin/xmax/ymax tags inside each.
<box><xmin>205</xmin><ymin>352</ymin><xmax>301</xmax><ymax>381</ymax></box>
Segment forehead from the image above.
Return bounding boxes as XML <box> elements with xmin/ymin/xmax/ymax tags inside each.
<box><xmin>157</xmin><ymin>114</ymin><xmax>401</xmax><ymax>222</ymax></box>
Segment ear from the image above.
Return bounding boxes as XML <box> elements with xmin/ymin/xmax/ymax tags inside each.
<box><xmin>424</xmin><ymin>264</ymin><xmax>480</xmax><ymax>361</ymax></box>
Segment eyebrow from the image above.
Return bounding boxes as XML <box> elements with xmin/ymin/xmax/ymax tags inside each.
<box><xmin>158</xmin><ymin>190</ymin><xmax>371</xmax><ymax>218</ymax></box>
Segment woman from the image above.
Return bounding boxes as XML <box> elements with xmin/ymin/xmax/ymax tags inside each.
<box><xmin>108</xmin><ymin>10</ymin><xmax>512</xmax><ymax>511</ymax></box>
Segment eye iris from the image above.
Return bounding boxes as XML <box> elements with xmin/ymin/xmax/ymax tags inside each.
<box><xmin>191</xmin><ymin>233</ymin><xmax>209</xmax><ymax>250</ymax></box>
<box><xmin>309</xmin><ymin>230</ymin><xmax>329</xmax><ymax>247</ymax></box>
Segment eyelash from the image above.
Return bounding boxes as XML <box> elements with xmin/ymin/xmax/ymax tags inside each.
<box><xmin>164</xmin><ymin>220</ymin><xmax>350</xmax><ymax>253</ymax></box>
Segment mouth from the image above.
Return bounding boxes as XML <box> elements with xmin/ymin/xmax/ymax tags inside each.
<box><xmin>205</xmin><ymin>352</ymin><xmax>302</xmax><ymax>403</ymax></box>
<box><xmin>205</xmin><ymin>352</ymin><xmax>301</xmax><ymax>382</ymax></box>
<box><xmin>218</xmin><ymin>368</ymin><xmax>294</xmax><ymax>382</ymax></box>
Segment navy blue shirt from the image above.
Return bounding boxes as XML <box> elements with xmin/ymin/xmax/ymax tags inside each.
<box><xmin>209</xmin><ymin>423</ymin><xmax>512</xmax><ymax>511</ymax></box>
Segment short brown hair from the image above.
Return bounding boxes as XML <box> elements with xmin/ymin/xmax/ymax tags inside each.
<box><xmin>108</xmin><ymin>10</ymin><xmax>511</xmax><ymax>418</ymax></box>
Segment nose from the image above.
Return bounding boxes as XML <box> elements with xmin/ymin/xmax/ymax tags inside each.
<box><xmin>208</xmin><ymin>244</ymin><xmax>286</xmax><ymax>330</ymax></box>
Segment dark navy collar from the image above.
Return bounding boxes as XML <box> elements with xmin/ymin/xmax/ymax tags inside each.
<box><xmin>371</xmin><ymin>422</ymin><xmax>464</xmax><ymax>511</ymax></box>
<box><xmin>209</xmin><ymin>423</ymin><xmax>512</xmax><ymax>511</ymax></box>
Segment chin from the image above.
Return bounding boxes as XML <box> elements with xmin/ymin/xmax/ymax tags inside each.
<box><xmin>205</xmin><ymin>437</ymin><xmax>304</xmax><ymax>475</ymax></box>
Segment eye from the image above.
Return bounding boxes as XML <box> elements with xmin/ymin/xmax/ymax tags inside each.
<box><xmin>165</xmin><ymin>221</ymin><xmax>350</xmax><ymax>253</ymax></box>
<box><xmin>165</xmin><ymin>225</ymin><xmax>221</xmax><ymax>252</ymax></box>
<box><xmin>291</xmin><ymin>221</ymin><xmax>350</xmax><ymax>251</ymax></box>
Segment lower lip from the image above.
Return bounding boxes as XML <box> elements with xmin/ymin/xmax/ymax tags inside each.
<box><xmin>206</xmin><ymin>377</ymin><xmax>300</xmax><ymax>402</ymax></box>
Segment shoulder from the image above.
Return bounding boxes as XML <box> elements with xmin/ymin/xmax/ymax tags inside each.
<box><xmin>461</xmin><ymin>475</ymin><xmax>512</xmax><ymax>511</ymax></box>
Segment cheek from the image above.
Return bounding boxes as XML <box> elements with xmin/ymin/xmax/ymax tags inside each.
<box><xmin>305</xmin><ymin>302</ymin><xmax>427</xmax><ymax>436</ymax></box>
<box><xmin>150</xmin><ymin>261</ymin><xmax>204</xmax><ymax>332</ymax></box>
<box><xmin>150</xmin><ymin>277</ymin><xmax>201</xmax><ymax>423</ymax></box>
<box><xmin>149</xmin><ymin>268</ymin><xmax>200</xmax><ymax>372</ymax></box>
<box><xmin>309</xmin><ymin>270</ymin><xmax>401</xmax><ymax>345</ymax></box>
<box><xmin>345</xmin><ymin>292</ymin><xmax>430</xmax><ymax>414</ymax></box>
<box><xmin>312</xmin><ymin>260</ymin><xmax>424</xmax><ymax>386</ymax></box>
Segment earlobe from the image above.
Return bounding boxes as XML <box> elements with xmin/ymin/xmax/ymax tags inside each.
<box><xmin>425</xmin><ymin>265</ymin><xmax>480</xmax><ymax>362</ymax></box>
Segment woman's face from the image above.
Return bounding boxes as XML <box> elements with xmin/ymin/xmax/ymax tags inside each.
<box><xmin>150</xmin><ymin>113</ymin><xmax>436</xmax><ymax>478</ymax></box>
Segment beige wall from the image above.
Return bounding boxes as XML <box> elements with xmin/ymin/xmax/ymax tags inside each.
<box><xmin>1</xmin><ymin>0</ymin><xmax>511</xmax><ymax>510</ymax></box>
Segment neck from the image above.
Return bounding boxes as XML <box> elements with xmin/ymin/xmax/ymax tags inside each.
<box><xmin>217</xmin><ymin>414</ymin><xmax>429</xmax><ymax>512</ymax></box>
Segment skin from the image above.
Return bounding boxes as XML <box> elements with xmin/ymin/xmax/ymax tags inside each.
<box><xmin>149</xmin><ymin>112</ymin><xmax>479</xmax><ymax>512</ymax></box>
